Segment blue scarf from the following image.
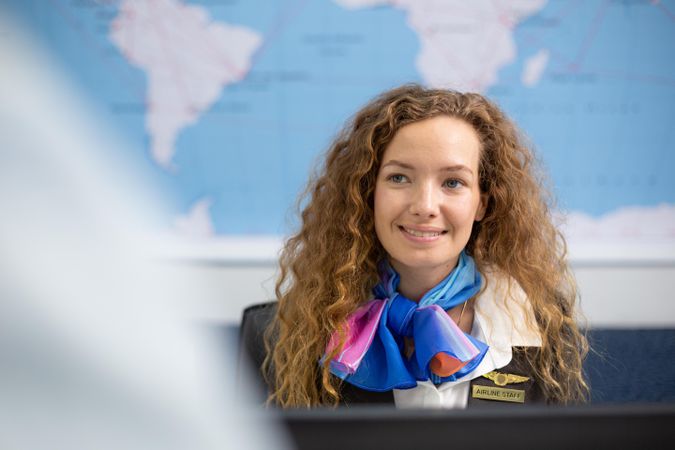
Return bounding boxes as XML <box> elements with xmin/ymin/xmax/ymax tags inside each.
<box><xmin>325</xmin><ymin>252</ymin><xmax>489</xmax><ymax>392</ymax></box>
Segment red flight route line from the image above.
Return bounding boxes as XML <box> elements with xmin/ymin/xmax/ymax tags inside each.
<box><xmin>569</xmin><ymin>0</ymin><xmax>611</xmax><ymax>72</ymax></box>
<box><xmin>653</xmin><ymin>0</ymin><xmax>675</xmax><ymax>23</ymax></box>
<box><xmin>250</xmin><ymin>0</ymin><xmax>311</xmax><ymax>68</ymax></box>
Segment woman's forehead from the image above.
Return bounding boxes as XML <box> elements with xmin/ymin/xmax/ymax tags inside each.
<box><xmin>380</xmin><ymin>116</ymin><xmax>481</xmax><ymax>171</ymax></box>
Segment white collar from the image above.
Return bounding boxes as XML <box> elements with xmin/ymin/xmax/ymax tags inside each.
<box><xmin>474</xmin><ymin>269</ymin><xmax>542</xmax><ymax>349</ymax></box>
<box><xmin>434</xmin><ymin>270</ymin><xmax>541</xmax><ymax>390</ymax></box>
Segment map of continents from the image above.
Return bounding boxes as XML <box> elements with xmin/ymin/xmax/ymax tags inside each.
<box><xmin>3</xmin><ymin>0</ymin><xmax>674</xmax><ymax>256</ymax></box>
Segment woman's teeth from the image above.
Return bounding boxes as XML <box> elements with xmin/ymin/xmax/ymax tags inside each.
<box><xmin>403</xmin><ymin>227</ymin><xmax>443</xmax><ymax>237</ymax></box>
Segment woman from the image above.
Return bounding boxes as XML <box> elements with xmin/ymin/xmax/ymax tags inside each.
<box><xmin>261</xmin><ymin>84</ymin><xmax>587</xmax><ymax>408</ymax></box>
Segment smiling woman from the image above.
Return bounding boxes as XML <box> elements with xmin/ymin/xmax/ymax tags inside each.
<box><xmin>374</xmin><ymin>116</ymin><xmax>486</xmax><ymax>302</ymax></box>
<box><xmin>262</xmin><ymin>85</ymin><xmax>588</xmax><ymax>408</ymax></box>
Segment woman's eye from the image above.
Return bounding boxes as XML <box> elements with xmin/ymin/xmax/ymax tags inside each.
<box><xmin>443</xmin><ymin>178</ymin><xmax>462</xmax><ymax>189</ymax></box>
<box><xmin>388</xmin><ymin>174</ymin><xmax>408</xmax><ymax>183</ymax></box>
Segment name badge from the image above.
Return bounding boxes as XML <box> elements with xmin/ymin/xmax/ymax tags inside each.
<box><xmin>472</xmin><ymin>385</ymin><xmax>525</xmax><ymax>403</ymax></box>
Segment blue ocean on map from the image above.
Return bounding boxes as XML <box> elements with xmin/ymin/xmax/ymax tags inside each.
<box><xmin>488</xmin><ymin>0</ymin><xmax>675</xmax><ymax>214</ymax></box>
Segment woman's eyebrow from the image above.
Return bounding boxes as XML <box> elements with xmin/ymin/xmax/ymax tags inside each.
<box><xmin>441</xmin><ymin>165</ymin><xmax>473</xmax><ymax>175</ymax></box>
<box><xmin>381</xmin><ymin>160</ymin><xmax>414</xmax><ymax>170</ymax></box>
<box><xmin>382</xmin><ymin>160</ymin><xmax>473</xmax><ymax>176</ymax></box>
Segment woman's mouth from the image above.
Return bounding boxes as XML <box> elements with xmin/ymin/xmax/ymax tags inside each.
<box><xmin>399</xmin><ymin>226</ymin><xmax>447</xmax><ymax>239</ymax></box>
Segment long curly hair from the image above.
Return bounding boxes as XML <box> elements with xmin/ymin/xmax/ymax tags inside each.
<box><xmin>265</xmin><ymin>84</ymin><xmax>588</xmax><ymax>407</ymax></box>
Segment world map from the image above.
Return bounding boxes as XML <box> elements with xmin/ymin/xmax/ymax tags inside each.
<box><xmin>4</xmin><ymin>0</ymin><xmax>675</xmax><ymax>260</ymax></box>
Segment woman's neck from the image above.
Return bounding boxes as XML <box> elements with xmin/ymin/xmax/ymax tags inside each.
<box><xmin>391</xmin><ymin>259</ymin><xmax>459</xmax><ymax>302</ymax></box>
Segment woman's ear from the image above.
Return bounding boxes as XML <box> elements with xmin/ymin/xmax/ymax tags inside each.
<box><xmin>474</xmin><ymin>193</ymin><xmax>488</xmax><ymax>221</ymax></box>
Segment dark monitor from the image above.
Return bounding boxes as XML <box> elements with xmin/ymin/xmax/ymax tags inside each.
<box><xmin>279</xmin><ymin>403</ymin><xmax>675</xmax><ymax>450</ymax></box>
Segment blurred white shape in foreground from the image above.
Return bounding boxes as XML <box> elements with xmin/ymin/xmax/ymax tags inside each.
<box><xmin>0</xmin><ymin>10</ymin><xmax>285</xmax><ymax>450</ymax></box>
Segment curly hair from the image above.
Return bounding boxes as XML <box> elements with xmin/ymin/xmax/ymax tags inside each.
<box><xmin>265</xmin><ymin>84</ymin><xmax>588</xmax><ymax>408</ymax></box>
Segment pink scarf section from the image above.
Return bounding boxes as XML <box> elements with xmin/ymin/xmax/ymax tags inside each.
<box><xmin>325</xmin><ymin>299</ymin><xmax>386</xmax><ymax>375</ymax></box>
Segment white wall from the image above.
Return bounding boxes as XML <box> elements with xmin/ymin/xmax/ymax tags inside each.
<box><xmin>170</xmin><ymin>261</ymin><xmax>675</xmax><ymax>328</ymax></box>
<box><xmin>574</xmin><ymin>264</ymin><xmax>675</xmax><ymax>328</ymax></box>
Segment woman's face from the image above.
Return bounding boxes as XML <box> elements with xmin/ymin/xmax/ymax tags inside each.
<box><xmin>374</xmin><ymin>115</ymin><xmax>486</xmax><ymax>282</ymax></box>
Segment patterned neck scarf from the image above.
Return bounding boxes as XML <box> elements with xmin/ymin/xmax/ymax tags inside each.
<box><xmin>324</xmin><ymin>251</ymin><xmax>489</xmax><ymax>392</ymax></box>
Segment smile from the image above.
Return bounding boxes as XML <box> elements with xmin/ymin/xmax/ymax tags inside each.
<box><xmin>399</xmin><ymin>226</ymin><xmax>447</xmax><ymax>238</ymax></box>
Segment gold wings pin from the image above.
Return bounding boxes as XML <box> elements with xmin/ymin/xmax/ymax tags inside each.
<box><xmin>482</xmin><ymin>371</ymin><xmax>530</xmax><ymax>386</ymax></box>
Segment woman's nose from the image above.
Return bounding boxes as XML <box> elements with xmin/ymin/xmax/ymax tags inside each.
<box><xmin>409</xmin><ymin>182</ymin><xmax>439</xmax><ymax>217</ymax></box>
